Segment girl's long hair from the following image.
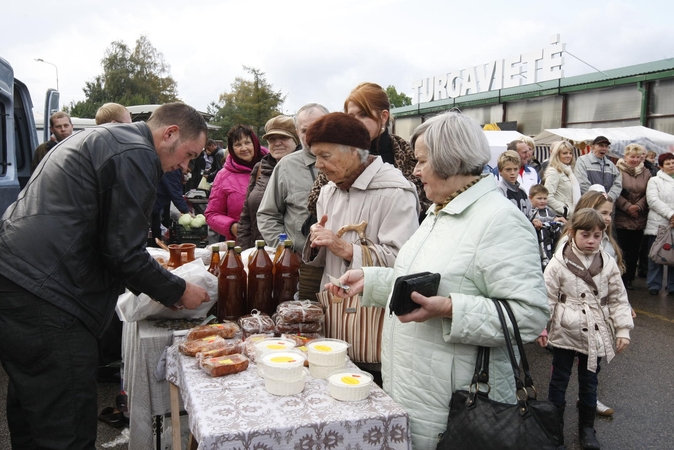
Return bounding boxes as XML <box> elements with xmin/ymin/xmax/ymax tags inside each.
<box><xmin>564</xmin><ymin>191</ymin><xmax>625</xmax><ymax>273</ymax></box>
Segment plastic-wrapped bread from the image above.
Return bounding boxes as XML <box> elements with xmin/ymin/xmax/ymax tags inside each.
<box><xmin>275</xmin><ymin>300</ymin><xmax>324</xmax><ymax>324</ymax></box>
<box><xmin>199</xmin><ymin>353</ymin><xmax>249</xmax><ymax>377</ymax></box>
<box><xmin>243</xmin><ymin>333</ymin><xmax>275</xmax><ymax>362</ymax></box>
<box><xmin>275</xmin><ymin>318</ymin><xmax>322</xmax><ymax>334</ymax></box>
<box><xmin>196</xmin><ymin>340</ymin><xmax>244</xmax><ymax>361</ymax></box>
<box><xmin>186</xmin><ymin>321</ymin><xmax>241</xmax><ymax>340</ymax></box>
<box><xmin>179</xmin><ymin>335</ymin><xmax>226</xmax><ymax>357</ymax></box>
<box><xmin>238</xmin><ymin>311</ymin><xmax>276</xmax><ymax>337</ymax></box>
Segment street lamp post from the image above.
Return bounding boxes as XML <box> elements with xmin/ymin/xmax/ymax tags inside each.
<box><xmin>34</xmin><ymin>58</ymin><xmax>59</xmax><ymax>91</ymax></box>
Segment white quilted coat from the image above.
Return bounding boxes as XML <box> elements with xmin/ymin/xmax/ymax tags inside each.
<box><xmin>361</xmin><ymin>175</ymin><xmax>549</xmax><ymax>450</ymax></box>
<box><xmin>645</xmin><ymin>170</ymin><xmax>674</xmax><ymax>236</ymax></box>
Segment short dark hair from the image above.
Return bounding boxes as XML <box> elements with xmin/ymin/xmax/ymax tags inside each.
<box><xmin>49</xmin><ymin>111</ymin><xmax>71</xmax><ymax>128</ymax></box>
<box><xmin>658</xmin><ymin>152</ymin><xmax>674</xmax><ymax>167</ymax></box>
<box><xmin>507</xmin><ymin>139</ymin><xmax>525</xmax><ymax>151</ymax></box>
<box><xmin>146</xmin><ymin>103</ymin><xmax>207</xmax><ymax>142</ymax></box>
<box><xmin>206</xmin><ymin>138</ymin><xmax>216</xmax><ymax>147</ymax></box>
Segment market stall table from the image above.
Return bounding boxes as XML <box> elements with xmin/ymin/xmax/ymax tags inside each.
<box><xmin>166</xmin><ymin>339</ymin><xmax>412</xmax><ymax>449</ymax></box>
<box><xmin>123</xmin><ymin>319</ymin><xmax>200</xmax><ymax>449</ymax></box>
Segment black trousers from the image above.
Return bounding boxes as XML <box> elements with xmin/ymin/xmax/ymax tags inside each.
<box><xmin>0</xmin><ymin>274</ymin><xmax>98</xmax><ymax>449</ymax></box>
<box><xmin>616</xmin><ymin>228</ymin><xmax>644</xmax><ymax>282</ymax></box>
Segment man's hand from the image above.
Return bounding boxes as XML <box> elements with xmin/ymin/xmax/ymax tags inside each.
<box><xmin>177</xmin><ymin>282</ymin><xmax>210</xmax><ymax>309</ymax></box>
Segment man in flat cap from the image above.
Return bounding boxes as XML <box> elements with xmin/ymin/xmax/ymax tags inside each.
<box><xmin>574</xmin><ymin>135</ymin><xmax>622</xmax><ymax>201</ymax></box>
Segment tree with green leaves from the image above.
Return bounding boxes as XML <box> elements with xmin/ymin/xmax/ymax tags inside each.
<box><xmin>65</xmin><ymin>35</ymin><xmax>179</xmax><ymax>118</ymax></box>
<box><xmin>386</xmin><ymin>85</ymin><xmax>412</xmax><ymax>108</ymax></box>
<box><xmin>208</xmin><ymin>66</ymin><xmax>286</xmax><ymax>141</ymax></box>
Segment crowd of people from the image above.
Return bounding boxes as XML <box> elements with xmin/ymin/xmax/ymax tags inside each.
<box><xmin>7</xmin><ymin>80</ymin><xmax>674</xmax><ymax>450</ymax></box>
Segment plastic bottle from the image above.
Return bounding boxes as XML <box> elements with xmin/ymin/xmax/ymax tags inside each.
<box><xmin>217</xmin><ymin>241</ymin><xmax>247</xmax><ymax>322</ymax></box>
<box><xmin>273</xmin><ymin>239</ymin><xmax>300</xmax><ymax>304</ymax></box>
<box><xmin>273</xmin><ymin>233</ymin><xmax>288</xmax><ymax>264</ymax></box>
<box><xmin>207</xmin><ymin>245</ymin><xmax>221</xmax><ymax>278</ymax></box>
<box><xmin>248</xmin><ymin>239</ymin><xmax>275</xmax><ymax>316</ymax></box>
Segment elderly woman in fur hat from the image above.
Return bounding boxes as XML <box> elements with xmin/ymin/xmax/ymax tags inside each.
<box><xmin>303</xmin><ymin>112</ymin><xmax>420</xmax><ymax>375</ymax></box>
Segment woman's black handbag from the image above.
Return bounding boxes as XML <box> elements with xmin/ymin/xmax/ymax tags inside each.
<box><xmin>436</xmin><ymin>298</ymin><xmax>565</xmax><ymax>450</ymax></box>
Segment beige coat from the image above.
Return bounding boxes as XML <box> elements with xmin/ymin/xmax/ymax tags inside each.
<box><xmin>544</xmin><ymin>166</ymin><xmax>579</xmax><ymax>217</ymax></box>
<box><xmin>615</xmin><ymin>164</ymin><xmax>650</xmax><ymax>230</ymax></box>
<box><xmin>544</xmin><ymin>242</ymin><xmax>633</xmax><ymax>372</ymax></box>
<box><xmin>303</xmin><ymin>157</ymin><xmax>419</xmax><ymax>286</ymax></box>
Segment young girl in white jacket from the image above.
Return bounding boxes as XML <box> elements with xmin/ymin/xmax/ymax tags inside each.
<box><xmin>537</xmin><ymin>208</ymin><xmax>633</xmax><ymax>450</ymax></box>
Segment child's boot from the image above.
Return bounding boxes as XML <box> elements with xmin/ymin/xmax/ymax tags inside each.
<box><xmin>578</xmin><ymin>402</ymin><xmax>600</xmax><ymax>449</ymax></box>
<box><xmin>553</xmin><ymin>402</ymin><xmax>565</xmax><ymax>432</ymax></box>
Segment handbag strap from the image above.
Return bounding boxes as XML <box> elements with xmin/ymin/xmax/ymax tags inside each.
<box><xmin>491</xmin><ymin>299</ymin><xmax>525</xmax><ymax>394</ymax></box>
<box><xmin>496</xmin><ymin>299</ymin><xmax>536</xmax><ymax>392</ymax></box>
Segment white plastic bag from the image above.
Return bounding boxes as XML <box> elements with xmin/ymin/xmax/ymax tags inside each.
<box><xmin>116</xmin><ymin>259</ymin><xmax>218</xmax><ymax>322</ymax></box>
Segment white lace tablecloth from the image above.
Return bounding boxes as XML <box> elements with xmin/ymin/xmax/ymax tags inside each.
<box><xmin>166</xmin><ymin>339</ymin><xmax>412</xmax><ymax>449</ymax></box>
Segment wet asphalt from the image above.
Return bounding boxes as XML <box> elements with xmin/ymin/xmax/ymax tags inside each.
<box><xmin>1</xmin><ymin>274</ymin><xmax>673</xmax><ymax>449</ymax></box>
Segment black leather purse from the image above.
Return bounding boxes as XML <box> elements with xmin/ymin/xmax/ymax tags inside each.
<box><xmin>388</xmin><ymin>272</ymin><xmax>441</xmax><ymax>316</ymax></box>
<box><xmin>436</xmin><ymin>298</ymin><xmax>565</xmax><ymax>450</ymax></box>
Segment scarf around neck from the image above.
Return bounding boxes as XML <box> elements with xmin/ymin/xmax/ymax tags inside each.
<box><xmin>616</xmin><ymin>158</ymin><xmax>644</xmax><ymax>177</ymax></box>
<box><xmin>563</xmin><ymin>240</ymin><xmax>604</xmax><ymax>293</ymax></box>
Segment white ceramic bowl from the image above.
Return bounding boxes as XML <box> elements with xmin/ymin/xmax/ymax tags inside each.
<box><xmin>253</xmin><ymin>337</ymin><xmax>297</xmax><ymax>361</ymax></box>
<box><xmin>264</xmin><ymin>372</ymin><xmax>306</xmax><ymax>396</ymax></box>
<box><xmin>306</xmin><ymin>339</ymin><xmax>349</xmax><ymax>366</ymax></box>
<box><xmin>258</xmin><ymin>350</ymin><xmax>306</xmax><ymax>381</ymax></box>
<box><xmin>327</xmin><ymin>371</ymin><xmax>373</xmax><ymax>401</ymax></box>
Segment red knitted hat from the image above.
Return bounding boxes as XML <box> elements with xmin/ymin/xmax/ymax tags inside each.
<box><xmin>305</xmin><ymin>112</ymin><xmax>371</xmax><ymax>150</ymax></box>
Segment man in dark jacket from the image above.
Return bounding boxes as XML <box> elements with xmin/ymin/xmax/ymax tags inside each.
<box><xmin>152</xmin><ymin>168</ymin><xmax>191</xmax><ymax>244</ymax></box>
<box><xmin>0</xmin><ymin>103</ymin><xmax>209</xmax><ymax>449</ymax></box>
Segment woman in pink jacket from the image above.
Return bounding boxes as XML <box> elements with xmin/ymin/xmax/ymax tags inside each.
<box><xmin>205</xmin><ymin>125</ymin><xmax>267</xmax><ymax>240</ymax></box>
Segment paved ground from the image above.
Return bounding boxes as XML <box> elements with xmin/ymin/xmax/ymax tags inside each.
<box><xmin>1</xmin><ymin>275</ymin><xmax>673</xmax><ymax>449</ymax></box>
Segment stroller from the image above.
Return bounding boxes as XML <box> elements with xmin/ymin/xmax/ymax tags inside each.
<box><xmin>537</xmin><ymin>221</ymin><xmax>564</xmax><ymax>269</ymax></box>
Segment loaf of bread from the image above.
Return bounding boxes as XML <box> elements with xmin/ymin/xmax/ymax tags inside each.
<box><xmin>196</xmin><ymin>340</ymin><xmax>244</xmax><ymax>361</ymax></box>
<box><xmin>186</xmin><ymin>321</ymin><xmax>241</xmax><ymax>340</ymax></box>
<box><xmin>243</xmin><ymin>333</ymin><xmax>275</xmax><ymax>362</ymax></box>
<box><xmin>275</xmin><ymin>318</ymin><xmax>322</xmax><ymax>334</ymax></box>
<box><xmin>238</xmin><ymin>313</ymin><xmax>275</xmax><ymax>337</ymax></box>
<box><xmin>276</xmin><ymin>301</ymin><xmax>324</xmax><ymax>324</ymax></box>
<box><xmin>199</xmin><ymin>353</ymin><xmax>249</xmax><ymax>377</ymax></box>
<box><xmin>179</xmin><ymin>335</ymin><xmax>226</xmax><ymax>357</ymax></box>
<box><xmin>281</xmin><ymin>333</ymin><xmax>323</xmax><ymax>347</ymax></box>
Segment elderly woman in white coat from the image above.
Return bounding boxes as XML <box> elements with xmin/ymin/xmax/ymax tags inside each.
<box><xmin>645</xmin><ymin>152</ymin><xmax>674</xmax><ymax>295</ymax></box>
<box><xmin>544</xmin><ymin>140</ymin><xmax>581</xmax><ymax>219</ymax></box>
<box><xmin>327</xmin><ymin>111</ymin><xmax>549</xmax><ymax>450</ymax></box>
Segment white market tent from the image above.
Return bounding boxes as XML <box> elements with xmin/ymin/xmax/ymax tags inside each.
<box><xmin>483</xmin><ymin>130</ymin><xmax>526</xmax><ymax>170</ymax></box>
<box><xmin>533</xmin><ymin>126</ymin><xmax>674</xmax><ymax>158</ymax></box>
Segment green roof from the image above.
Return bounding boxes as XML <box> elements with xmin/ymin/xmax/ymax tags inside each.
<box><xmin>393</xmin><ymin>58</ymin><xmax>674</xmax><ymax>117</ymax></box>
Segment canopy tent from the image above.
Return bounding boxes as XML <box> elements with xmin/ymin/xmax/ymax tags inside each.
<box><xmin>533</xmin><ymin>126</ymin><xmax>674</xmax><ymax>158</ymax></box>
<box><xmin>483</xmin><ymin>130</ymin><xmax>526</xmax><ymax>170</ymax></box>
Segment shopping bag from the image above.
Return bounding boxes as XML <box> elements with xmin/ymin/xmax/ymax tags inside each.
<box><xmin>197</xmin><ymin>176</ymin><xmax>212</xmax><ymax>191</ymax></box>
<box><xmin>116</xmin><ymin>259</ymin><xmax>217</xmax><ymax>321</ymax></box>
<box><xmin>648</xmin><ymin>225</ymin><xmax>674</xmax><ymax>266</ymax></box>
<box><xmin>315</xmin><ymin>220</ymin><xmax>386</xmax><ymax>364</ymax></box>
<box><xmin>316</xmin><ymin>291</ymin><xmax>384</xmax><ymax>364</ymax></box>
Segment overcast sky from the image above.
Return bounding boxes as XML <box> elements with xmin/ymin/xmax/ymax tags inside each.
<box><xmin>3</xmin><ymin>0</ymin><xmax>673</xmax><ymax>117</ymax></box>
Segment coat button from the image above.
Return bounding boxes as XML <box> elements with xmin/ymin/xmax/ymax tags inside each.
<box><xmin>581</xmin><ymin>293</ymin><xmax>586</xmax><ymax>298</ymax></box>
<box><xmin>593</xmin><ymin>290</ymin><xmax>598</xmax><ymax>295</ymax></box>
<box><xmin>582</xmin><ymin>328</ymin><xmax>588</xmax><ymax>332</ymax></box>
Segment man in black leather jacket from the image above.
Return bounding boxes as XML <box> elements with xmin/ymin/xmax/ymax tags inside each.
<box><xmin>0</xmin><ymin>103</ymin><xmax>209</xmax><ymax>449</ymax></box>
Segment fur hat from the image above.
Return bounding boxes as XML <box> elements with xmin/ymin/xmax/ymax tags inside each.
<box><xmin>262</xmin><ymin>115</ymin><xmax>299</xmax><ymax>145</ymax></box>
<box><xmin>305</xmin><ymin>112</ymin><xmax>371</xmax><ymax>150</ymax></box>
